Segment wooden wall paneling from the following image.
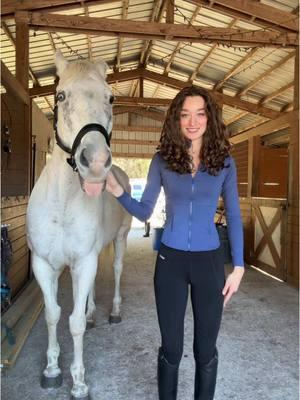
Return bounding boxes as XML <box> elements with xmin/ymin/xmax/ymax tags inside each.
<box><xmin>1</xmin><ymin>94</ymin><xmax>30</xmax><ymax>196</ymax></box>
<box><xmin>1</xmin><ymin>197</ymin><xmax>30</xmax><ymax>299</ymax></box>
<box><xmin>231</xmin><ymin>141</ymin><xmax>248</xmax><ymax>197</ymax></box>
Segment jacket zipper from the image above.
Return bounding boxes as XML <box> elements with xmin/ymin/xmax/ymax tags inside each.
<box><xmin>188</xmin><ymin>177</ymin><xmax>195</xmax><ymax>250</ymax></box>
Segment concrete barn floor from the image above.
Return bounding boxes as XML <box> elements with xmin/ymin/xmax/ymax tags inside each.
<box><xmin>1</xmin><ymin>228</ymin><xmax>299</xmax><ymax>400</ymax></box>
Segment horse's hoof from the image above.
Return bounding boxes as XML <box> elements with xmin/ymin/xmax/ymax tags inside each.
<box><xmin>109</xmin><ymin>315</ymin><xmax>121</xmax><ymax>324</ymax></box>
<box><xmin>41</xmin><ymin>373</ymin><xmax>63</xmax><ymax>388</ymax></box>
<box><xmin>86</xmin><ymin>320</ymin><xmax>95</xmax><ymax>330</ymax></box>
<box><xmin>70</xmin><ymin>395</ymin><xmax>90</xmax><ymax>400</ymax></box>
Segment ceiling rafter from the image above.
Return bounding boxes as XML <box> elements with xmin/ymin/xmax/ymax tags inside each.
<box><xmin>281</xmin><ymin>102</ymin><xmax>293</xmax><ymax>112</ymax></box>
<box><xmin>164</xmin><ymin>5</ymin><xmax>201</xmax><ymax>76</ymax></box>
<box><xmin>114</xmin><ymin>0</ymin><xmax>129</xmax><ymax>72</ymax></box>
<box><xmin>2</xmin><ymin>21</ymin><xmax>38</xmax><ymax>86</ymax></box>
<box><xmin>259</xmin><ymin>82</ymin><xmax>294</xmax><ymax>105</ymax></box>
<box><xmin>131</xmin><ymin>0</ymin><xmax>163</xmax><ymax>97</ymax></box>
<box><xmin>189</xmin><ymin>18</ymin><xmax>237</xmax><ymax>83</ymax></box>
<box><xmin>84</xmin><ymin>5</ymin><xmax>93</xmax><ymax>61</ymax></box>
<box><xmin>214</xmin><ymin>47</ymin><xmax>260</xmax><ymax>90</ymax></box>
<box><xmin>2</xmin><ymin>20</ymin><xmax>54</xmax><ymax>112</ymax></box>
<box><xmin>139</xmin><ymin>0</ymin><xmax>164</xmax><ymax>66</ymax></box>
<box><xmin>142</xmin><ymin>68</ymin><xmax>281</xmax><ymax>119</ymax></box>
<box><xmin>16</xmin><ymin>11</ymin><xmax>298</xmax><ymax>46</ymax></box>
<box><xmin>1</xmin><ymin>0</ymin><xmax>120</xmax><ymax>19</ymax></box>
<box><xmin>224</xmin><ymin>110</ymin><xmax>248</xmax><ymax>125</ymax></box>
<box><xmin>47</xmin><ymin>32</ymin><xmax>56</xmax><ymax>52</ymax></box>
<box><xmin>238</xmin><ymin>51</ymin><xmax>295</xmax><ymax>97</ymax></box>
<box><xmin>28</xmin><ymin>67</ymin><xmax>282</xmax><ymax>119</ymax></box>
<box><xmin>186</xmin><ymin>0</ymin><xmax>299</xmax><ymax>32</ymax></box>
<box><xmin>232</xmin><ymin>116</ymin><xmax>269</xmax><ymax>136</ymax></box>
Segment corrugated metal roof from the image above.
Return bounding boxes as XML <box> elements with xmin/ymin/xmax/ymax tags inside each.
<box><xmin>1</xmin><ymin>0</ymin><xmax>298</xmax><ymax>149</ymax></box>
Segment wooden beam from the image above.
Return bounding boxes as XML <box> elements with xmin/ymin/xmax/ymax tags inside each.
<box><xmin>232</xmin><ymin>117</ymin><xmax>268</xmax><ymax>135</ymax></box>
<box><xmin>30</xmin><ymin>84</ymin><xmax>57</xmax><ymax>97</ymax></box>
<box><xmin>15</xmin><ymin>13</ymin><xmax>29</xmax><ymax>90</ymax></box>
<box><xmin>238</xmin><ymin>51</ymin><xmax>295</xmax><ymax>96</ymax></box>
<box><xmin>281</xmin><ymin>102</ymin><xmax>294</xmax><ymax>112</ymax></box>
<box><xmin>113</xmin><ymin>125</ymin><xmax>161</xmax><ymax>132</ymax></box>
<box><xmin>18</xmin><ymin>11</ymin><xmax>298</xmax><ymax>46</ymax></box>
<box><xmin>113</xmin><ymin>105</ymin><xmax>165</xmax><ymax>121</ymax></box>
<box><xmin>112</xmin><ymin>151</ymin><xmax>153</xmax><ymax>159</ymax></box>
<box><xmin>224</xmin><ymin>110</ymin><xmax>248</xmax><ymax>125</ymax></box>
<box><xmin>164</xmin><ymin>5</ymin><xmax>200</xmax><ymax>75</ymax></box>
<box><xmin>2</xmin><ymin>20</ymin><xmax>53</xmax><ymax>112</ymax></box>
<box><xmin>214</xmin><ymin>47</ymin><xmax>260</xmax><ymax>90</ymax></box>
<box><xmin>140</xmin><ymin>0</ymin><xmax>165</xmax><ymax>67</ymax></box>
<box><xmin>259</xmin><ymin>82</ymin><xmax>294</xmax><ymax>105</ymax></box>
<box><xmin>247</xmin><ymin>137</ymin><xmax>253</xmax><ymax>198</ymax></box>
<box><xmin>187</xmin><ymin>0</ymin><xmax>299</xmax><ymax>32</ymax></box>
<box><xmin>112</xmin><ymin>138</ymin><xmax>159</xmax><ymax>146</ymax></box>
<box><xmin>230</xmin><ymin>110</ymin><xmax>297</xmax><ymax>144</ymax></box>
<box><xmin>143</xmin><ymin>69</ymin><xmax>281</xmax><ymax>119</ymax></box>
<box><xmin>114</xmin><ymin>0</ymin><xmax>129</xmax><ymax>71</ymax></box>
<box><xmin>1</xmin><ymin>0</ymin><xmax>120</xmax><ymax>19</ymax></box>
<box><xmin>2</xmin><ymin>21</ymin><xmax>38</xmax><ymax>86</ymax></box>
<box><xmin>129</xmin><ymin>108</ymin><xmax>165</xmax><ymax>122</ymax></box>
<box><xmin>1</xmin><ymin>61</ymin><xmax>30</xmax><ymax>105</ymax></box>
<box><xmin>84</xmin><ymin>5</ymin><xmax>93</xmax><ymax>61</ymax></box>
<box><xmin>165</xmin><ymin>0</ymin><xmax>174</xmax><ymax>24</ymax></box>
<box><xmin>47</xmin><ymin>32</ymin><xmax>56</xmax><ymax>52</ymax></box>
<box><xmin>108</xmin><ymin>68</ymin><xmax>143</xmax><ymax>83</ymax></box>
<box><xmin>29</xmin><ymin>67</ymin><xmax>282</xmax><ymax>119</ymax></box>
<box><xmin>294</xmin><ymin>46</ymin><xmax>299</xmax><ymax>110</ymax></box>
<box><xmin>139</xmin><ymin>77</ymin><xmax>144</xmax><ymax>98</ymax></box>
<box><xmin>189</xmin><ymin>18</ymin><xmax>238</xmax><ymax>82</ymax></box>
<box><xmin>114</xmin><ymin>96</ymin><xmax>170</xmax><ymax>106</ymax></box>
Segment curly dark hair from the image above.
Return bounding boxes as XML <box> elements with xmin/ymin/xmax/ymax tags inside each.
<box><xmin>157</xmin><ymin>86</ymin><xmax>231</xmax><ymax>175</ymax></box>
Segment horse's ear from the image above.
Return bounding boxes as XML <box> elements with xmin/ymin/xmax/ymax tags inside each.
<box><xmin>95</xmin><ymin>59</ymin><xmax>108</xmax><ymax>79</ymax></box>
<box><xmin>55</xmin><ymin>50</ymin><xmax>69</xmax><ymax>77</ymax></box>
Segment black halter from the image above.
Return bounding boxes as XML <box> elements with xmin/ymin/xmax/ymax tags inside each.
<box><xmin>53</xmin><ymin>103</ymin><xmax>111</xmax><ymax>172</ymax></box>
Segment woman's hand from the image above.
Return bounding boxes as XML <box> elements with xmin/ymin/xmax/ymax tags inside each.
<box><xmin>106</xmin><ymin>171</ymin><xmax>124</xmax><ymax>197</ymax></box>
<box><xmin>222</xmin><ymin>267</ymin><xmax>244</xmax><ymax>307</ymax></box>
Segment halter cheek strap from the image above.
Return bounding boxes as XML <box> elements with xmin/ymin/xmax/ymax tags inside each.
<box><xmin>53</xmin><ymin>104</ymin><xmax>111</xmax><ymax>172</ymax></box>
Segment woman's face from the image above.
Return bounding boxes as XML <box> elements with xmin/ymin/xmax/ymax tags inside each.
<box><xmin>179</xmin><ymin>96</ymin><xmax>208</xmax><ymax>143</ymax></box>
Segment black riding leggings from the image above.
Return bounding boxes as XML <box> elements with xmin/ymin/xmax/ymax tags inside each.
<box><xmin>154</xmin><ymin>244</ymin><xmax>225</xmax><ymax>366</ymax></box>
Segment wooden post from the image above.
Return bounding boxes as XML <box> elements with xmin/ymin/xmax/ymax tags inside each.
<box><xmin>15</xmin><ymin>12</ymin><xmax>32</xmax><ymax>195</ymax></box>
<box><xmin>286</xmin><ymin>48</ymin><xmax>299</xmax><ymax>287</ymax></box>
<box><xmin>251</xmin><ymin>137</ymin><xmax>261</xmax><ymax>197</ymax></box>
<box><xmin>16</xmin><ymin>12</ymin><xmax>29</xmax><ymax>90</ymax></box>
<box><xmin>139</xmin><ymin>77</ymin><xmax>144</xmax><ymax>98</ymax></box>
<box><xmin>247</xmin><ymin>137</ymin><xmax>254</xmax><ymax>198</ymax></box>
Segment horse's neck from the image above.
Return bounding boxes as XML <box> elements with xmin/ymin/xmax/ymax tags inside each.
<box><xmin>48</xmin><ymin>147</ymin><xmax>81</xmax><ymax>200</ymax></box>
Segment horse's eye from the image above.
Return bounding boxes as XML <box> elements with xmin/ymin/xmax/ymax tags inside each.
<box><xmin>56</xmin><ymin>91</ymin><xmax>66</xmax><ymax>102</ymax></box>
<box><xmin>109</xmin><ymin>95</ymin><xmax>114</xmax><ymax>104</ymax></box>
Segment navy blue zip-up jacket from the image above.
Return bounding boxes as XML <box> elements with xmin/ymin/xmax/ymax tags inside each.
<box><xmin>117</xmin><ymin>153</ymin><xmax>244</xmax><ymax>267</ymax></box>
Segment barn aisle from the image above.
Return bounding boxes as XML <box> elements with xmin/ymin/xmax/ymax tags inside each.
<box><xmin>1</xmin><ymin>228</ymin><xmax>298</xmax><ymax>400</ymax></box>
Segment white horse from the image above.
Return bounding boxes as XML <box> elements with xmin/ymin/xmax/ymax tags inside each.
<box><xmin>26</xmin><ymin>51</ymin><xmax>131</xmax><ymax>399</ymax></box>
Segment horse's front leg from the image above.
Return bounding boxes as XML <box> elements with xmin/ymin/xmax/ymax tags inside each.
<box><xmin>32</xmin><ymin>253</ymin><xmax>62</xmax><ymax>388</ymax></box>
<box><xmin>86</xmin><ymin>283</ymin><xmax>96</xmax><ymax>329</ymax></box>
<box><xmin>70</xmin><ymin>254</ymin><xmax>98</xmax><ymax>399</ymax></box>
<box><xmin>109</xmin><ymin>233</ymin><xmax>128</xmax><ymax>324</ymax></box>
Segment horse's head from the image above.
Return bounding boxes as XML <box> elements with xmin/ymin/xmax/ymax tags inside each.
<box><xmin>54</xmin><ymin>50</ymin><xmax>114</xmax><ymax>197</ymax></box>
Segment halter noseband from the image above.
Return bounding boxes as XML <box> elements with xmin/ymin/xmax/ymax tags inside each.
<box><xmin>53</xmin><ymin>103</ymin><xmax>111</xmax><ymax>172</ymax></box>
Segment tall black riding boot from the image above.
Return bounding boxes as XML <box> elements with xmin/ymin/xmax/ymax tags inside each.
<box><xmin>194</xmin><ymin>349</ymin><xmax>218</xmax><ymax>400</ymax></box>
<box><xmin>157</xmin><ymin>347</ymin><xmax>179</xmax><ymax>400</ymax></box>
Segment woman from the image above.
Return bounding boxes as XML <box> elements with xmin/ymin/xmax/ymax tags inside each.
<box><xmin>106</xmin><ymin>86</ymin><xmax>244</xmax><ymax>400</ymax></box>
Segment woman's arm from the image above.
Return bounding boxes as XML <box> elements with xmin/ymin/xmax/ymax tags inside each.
<box><xmin>221</xmin><ymin>157</ymin><xmax>245</xmax><ymax>306</ymax></box>
<box><xmin>106</xmin><ymin>153</ymin><xmax>162</xmax><ymax>221</ymax></box>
